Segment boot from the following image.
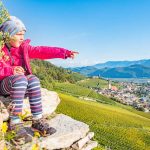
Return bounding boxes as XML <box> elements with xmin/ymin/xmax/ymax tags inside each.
<box><xmin>8</xmin><ymin>122</ymin><xmax>32</xmax><ymax>145</ymax></box>
<box><xmin>31</xmin><ymin>118</ymin><xmax>56</xmax><ymax>137</ymax></box>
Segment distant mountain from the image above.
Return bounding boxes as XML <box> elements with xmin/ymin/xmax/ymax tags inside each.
<box><xmin>67</xmin><ymin>59</ymin><xmax>150</xmax><ymax>78</ymax></box>
<box><xmin>67</xmin><ymin>66</ymin><xmax>97</xmax><ymax>76</ymax></box>
<box><xmin>89</xmin><ymin>64</ymin><xmax>150</xmax><ymax>78</ymax></box>
<box><xmin>93</xmin><ymin>59</ymin><xmax>150</xmax><ymax>69</ymax></box>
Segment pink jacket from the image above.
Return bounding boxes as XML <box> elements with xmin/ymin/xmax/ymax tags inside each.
<box><xmin>0</xmin><ymin>39</ymin><xmax>72</xmax><ymax>80</ymax></box>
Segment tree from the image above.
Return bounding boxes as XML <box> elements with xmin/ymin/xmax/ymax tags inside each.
<box><xmin>0</xmin><ymin>1</ymin><xmax>10</xmax><ymax>50</ymax></box>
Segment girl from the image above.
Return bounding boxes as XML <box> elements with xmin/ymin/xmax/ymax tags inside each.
<box><xmin>0</xmin><ymin>16</ymin><xmax>78</xmax><ymax>143</ymax></box>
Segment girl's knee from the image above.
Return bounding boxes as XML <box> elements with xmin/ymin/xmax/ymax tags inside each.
<box><xmin>27</xmin><ymin>75</ymin><xmax>40</xmax><ymax>83</ymax></box>
<box><xmin>12</xmin><ymin>74</ymin><xmax>28</xmax><ymax>85</ymax></box>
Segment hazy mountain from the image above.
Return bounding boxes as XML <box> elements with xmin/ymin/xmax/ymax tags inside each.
<box><xmin>67</xmin><ymin>59</ymin><xmax>150</xmax><ymax>78</ymax></box>
<box><xmin>89</xmin><ymin>64</ymin><xmax>150</xmax><ymax>78</ymax></box>
<box><xmin>93</xmin><ymin>59</ymin><xmax>150</xmax><ymax>69</ymax></box>
<box><xmin>67</xmin><ymin>66</ymin><xmax>97</xmax><ymax>76</ymax></box>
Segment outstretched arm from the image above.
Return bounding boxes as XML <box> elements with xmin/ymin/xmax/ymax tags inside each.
<box><xmin>28</xmin><ymin>45</ymin><xmax>78</xmax><ymax>60</ymax></box>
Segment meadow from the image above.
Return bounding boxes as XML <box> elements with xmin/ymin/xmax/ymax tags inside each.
<box><xmin>56</xmin><ymin>94</ymin><xmax>150</xmax><ymax>150</ymax></box>
<box><xmin>54</xmin><ymin>82</ymin><xmax>116</xmax><ymax>105</ymax></box>
<box><xmin>77</xmin><ymin>78</ymin><xmax>108</xmax><ymax>89</ymax></box>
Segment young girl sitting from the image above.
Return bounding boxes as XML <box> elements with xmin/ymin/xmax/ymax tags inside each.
<box><xmin>0</xmin><ymin>16</ymin><xmax>78</xmax><ymax>143</ymax></box>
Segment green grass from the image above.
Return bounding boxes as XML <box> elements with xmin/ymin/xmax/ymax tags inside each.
<box><xmin>54</xmin><ymin>81</ymin><xmax>150</xmax><ymax>120</ymax></box>
<box><xmin>56</xmin><ymin>94</ymin><xmax>150</xmax><ymax>150</ymax></box>
<box><xmin>77</xmin><ymin>78</ymin><xmax>121</xmax><ymax>89</ymax></box>
<box><xmin>54</xmin><ymin>82</ymin><xmax>116</xmax><ymax>105</ymax></box>
<box><xmin>77</xmin><ymin>78</ymin><xmax>108</xmax><ymax>89</ymax></box>
<box><xmin>114</xmin><ymin>102</ymin><xmax>150</xmax><ymax>120</ymax></box>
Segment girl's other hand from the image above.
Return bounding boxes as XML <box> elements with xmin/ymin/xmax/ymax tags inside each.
<box><xmin>13</xmin><ymin>66</ymin><xmax>25</xmax><ymax>75</ymax></box>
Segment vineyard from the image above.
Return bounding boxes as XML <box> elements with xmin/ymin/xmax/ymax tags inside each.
<box><xmin>54</xmin><ymin>82</ymin><xmax>116</xmax><ymax>105</ymax></box>
<box><xmin>56</xmin><ymin>94</ymin><xmax>150</xmax><ymax>150</ymax></box>
<box><xmin>77</xmin><ymin>78</ymin><xmax>121</xmax><ymax>89</ymax></box>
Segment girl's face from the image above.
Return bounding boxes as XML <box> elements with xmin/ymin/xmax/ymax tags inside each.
<box><xmin>9</xmin><ymin>30</ymin><xmax>25</xmax><ymax>48</ymax></box>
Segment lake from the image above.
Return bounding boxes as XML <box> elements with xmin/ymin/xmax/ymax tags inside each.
<box><xmin>106</xmin><ymin>78</ymin><xmax>150</xmax><ymax>83</ymax></box>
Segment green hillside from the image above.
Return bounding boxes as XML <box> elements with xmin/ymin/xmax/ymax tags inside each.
<box><xmin>56</xmin><ymin>94</ymin><xmax>150</xmax><ymax>150</ymax></box>
<box><xmin>53</xmin><ymin>82</ymin><xmax>116</xmax><ymax>105</ymax></box>
<box><xmin>31</xmin><ymin>60</ymin><xmax>117</xmax><ymax>105</ymax></box>
<box><xmin>31</xmin><ymin>59</ymin><xmax>86</xmax><ymax>89</ymax></box>
<box><xmin>31</xmin><ymin>59</ymin><xmax>150</xmax><ymax>150</ymax></box>
<box><xmin>77</xmin><ymin>78</ymin><xmax>120</xmax><ymax>89</ymax></box>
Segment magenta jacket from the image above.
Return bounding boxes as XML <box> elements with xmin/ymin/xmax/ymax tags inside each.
<box><xmin>0</xmin><ymin>39</ymin><xmax>72</xmax><ymax>80</ymax></box>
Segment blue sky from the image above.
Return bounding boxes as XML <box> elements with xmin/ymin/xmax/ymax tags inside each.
<box><xmin>2</xmin><ymin>0</ymin><xmax>150</xmax><ymax>67</ymax></box>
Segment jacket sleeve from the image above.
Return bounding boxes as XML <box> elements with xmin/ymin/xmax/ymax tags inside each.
<box><xmin>28</xmin><ymin>45</ymin><xmax>72</xmax><ymax>60</ymax></box>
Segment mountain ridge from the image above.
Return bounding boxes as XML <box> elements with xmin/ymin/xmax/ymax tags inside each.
<box><xmin>93</xmin><ymin>59</ymin><xmax>150</xmax><ymax>69</ymax></box>
<box><xmin>67</xmin><ymin>59</ymin><xmax>150</xmax><ymax>78</ymax></box>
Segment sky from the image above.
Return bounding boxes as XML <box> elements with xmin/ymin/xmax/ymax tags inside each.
<box><xmin>2</xmin><ymin>0</ymin><xmax>150</xmax><ymax>67</ymax></box>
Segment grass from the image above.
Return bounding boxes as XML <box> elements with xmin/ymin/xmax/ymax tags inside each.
<box><xmin>77</xmin><ymin>78</ymin><xmax>121</xmax><ymax>89</ymax></box>
<box><xmin>56</xmin><ymin>94</ymin><xmax>150</xmax><ymax>150</ymax></box>
<box><xmin>54</xmin><ymin>82</ymin><xmax>116</xmax><ymax>105</ymax></box>
<box><xmin>115</xmin><ymin>102</ymin><xmax>150</xmax><ymax>120</ymax></box>
<box><xmin>54</xmin><ymin>81</ymin><xmax>150</xmax><ymax>121</ymax></box>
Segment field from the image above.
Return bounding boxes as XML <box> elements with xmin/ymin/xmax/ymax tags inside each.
<box><xmin>77</xmin><ymin>78</ymin><xmax>121</xmax><ymax>89</ymax></box>
<box><xmin>56</xmin><ymin>94</ymin><xmax>150</xmax><ymax>150</ymax></box>
<box><xmin>54</xmin><ymin>82</ymin><xmax>116</xmax><ymax>105</ymax></box>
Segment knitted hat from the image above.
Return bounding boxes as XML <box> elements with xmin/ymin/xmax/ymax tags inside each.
<box><xmin>0</xmin><ymin>16</ymin><xmax>26</xmax><ymax>36</ymax></box>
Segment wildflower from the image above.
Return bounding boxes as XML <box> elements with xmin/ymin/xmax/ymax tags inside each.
<box><xmin>34</xmin><ymin>131</ymin><xmax>41</xmax><ymax>138</ymax></box>
<box><xmin>32</xmin><ymin>143</ymin><xmax>39</xmax><ymax>150</ymax></box>
<box><xmin>2</xmin><ymin>122</ymin><xmax>8</xmax><ymax>133</ymax></box>
<box><xmin>3</xmin><ymin>145</ymin><xmax>8</xmax><ymax>150</ymax></box>
<box><xmin>19</xmin><ymin>109</ymin><xmax>30</xmax><ymax>120</ymax></box>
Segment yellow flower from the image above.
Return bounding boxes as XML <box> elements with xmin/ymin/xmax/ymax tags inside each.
<box><xmin>32</xmin><ymin>143</ymin><xmax>39</xmax><ymax>150</ymax></box>
<box><xmin>3</xmin><ymin>145</ymin><xmax>8</xmax><ymax>150</ymax></box>
<box><xmin>34</xmin><ymin>131</ymin><xmax>41</xmax><ymax>138</ymax></box>
<box><xmin>24</xmin><ymin>109</ymin><xmax>30</xmax><ymax>115</ymax></box>
<box><xmin>1</xmin><ymin>122</ymin><xmax>8</xmax><ymax>133</ymax></box>
<box><xmin>19</xmin><ymin>109</ymin><xmax>30</xmax><ymax>120</ymax></box>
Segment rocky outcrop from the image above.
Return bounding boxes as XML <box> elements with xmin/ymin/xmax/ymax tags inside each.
<box><xmin>0</xmin><ymin>88</ymin><xmax>60</xmax><ymax>121</ymax></box>
<box><xmin>0</xmin><ymin>100</ymin><xmax>9</xmax><ymax>121</ymax></box>
<box><xmin>21</xmin><ymin>114</ymin><xmax>97</xmax><ymax>150</ymax></box>
<box><xmin>0</xmin><ymin>88</ymin><xmax>98</xmax><ymax>150</ymax></box>
<box><xmin>23</xmin><ymin>88</ymin><xmax>60</xmax><ymax>117</ymax></box>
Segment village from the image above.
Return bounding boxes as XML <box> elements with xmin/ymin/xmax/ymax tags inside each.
<box><xmin>96</xmin><ymin>80</ymin><xmax>150</xmax><ymax>112</ymax></box>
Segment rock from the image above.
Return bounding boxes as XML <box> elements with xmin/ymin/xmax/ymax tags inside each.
<box><xmin>81</xmin><ymin>140</ymin><xmax>98</xmax><ymax>150</ymax></box>
<box><xmin>22</xmin><ymin>114</ymin><xmax>90</xmax><ymax>150</ymax></box>
<box><xmin>72</xmin><ymin>132</ymin><xmax>94</xmax><ymax>149</ymax></box>
<box><xmin>0</xmin><ymin>101</ymin><xmax>9</xmax><ymax>121</ymax></box>
<box><xmin>0</xmin><ymin>88</ymin><xmax>98</xmax><ymax>150</ymax></box>
<box><xmin>23</xmin><ymin>88</ymin><xmax>60</xmax><ymax>117</ymax></box>
<box><xmin>0</xmin><ymin>140</ymin><xmax>5</xmax><ymax>150</ymax></box>
<box><xmin>0</xmin><ymin>88</ymin><xmax>60</xmax><ymax>121</ymax></box>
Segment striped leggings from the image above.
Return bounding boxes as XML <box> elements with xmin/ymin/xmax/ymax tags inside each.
<box><xmin>0</xmin><ymin>74</ymin><xmax>42</xmax><ymax>117</ymax></box>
